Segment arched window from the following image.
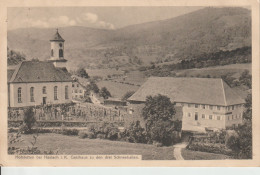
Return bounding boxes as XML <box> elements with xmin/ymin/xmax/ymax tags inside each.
<box><xmin>30</xmin><ymin>87</ymin><xmax>34</xmax><ymax>102</ymax></box>
<box><xmin>42</xmin><ymin>86</ymin><xmax>47</xmax><ymax>94</ymax></box>
<box><xmin>54</xmin><ymin>86</ymin><xmax>58</xmax><ymax>100</ymax></box>
<box><xmin>18</xmin><ymin>87</ymin><xmax>22</xmax><ymax>103</ymax></box>
<box><xmin>65</xmin><ymin>86</ymin><xmax>69</xmax><ymax>99</ymax></box>
<box><xmin>59</xmin><ymin>49</ymin><xmax>63</xmax><ymax>57</ymax></box>
<box><xmin>51</xmin><ymin>49</ymin><xmax>54</xmax><ymax>57</ymax></box>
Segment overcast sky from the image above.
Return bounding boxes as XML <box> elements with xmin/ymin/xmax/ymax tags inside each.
<box><xmin>7</xmin><ymin>7</ymin><xmax>206</xmax><ymax>30</ymax></box>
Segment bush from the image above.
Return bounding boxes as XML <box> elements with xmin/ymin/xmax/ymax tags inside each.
<box><xmin>61</xmin><ymin>129</ymin><xmax>79</xmax><ymax>136</ymax></box>
<box><xmin>78</xmin><ymin>131</ymin><xmax>89</xmax><ymax>139</ymax></box>
<box><xmin>187</xmin><ymin>142</ymin><xmax>233</xmax><ymax>156</ymax></box>
<box><xmin>18</xmin><ymin>124</ymin><xmax>29</xmax><ymax>134</ymax></box>
<box><xmin>96</xmin><ymin>133</ymin><xmax>106</xmax><ymax>139</ymax></box>
<box><xmin>87</xmin><ymin>132</ymin><xmax>96</xmax><ymax>139</ymax></box>
<box><xmin>125</xmin><ymin>121</ymin><xmax>147</xmax><ymax>143</ymax></box>
<box><xmin>21</xmin><ymin>107</ymin><xmax>36</xmax><ymax>134</ymax></box>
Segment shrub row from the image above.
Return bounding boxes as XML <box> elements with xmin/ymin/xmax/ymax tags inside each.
<box><xmin>187</xmin><ymin>142</ymin><xmax>233</xmax><ymax>156</ymax></box>
<box><xmin>8</xmin><ymin>120</ymin><xmax>107</xmax><ymax>128</ymax></box>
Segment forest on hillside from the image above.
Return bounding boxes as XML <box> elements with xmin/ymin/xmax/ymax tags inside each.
<box><xmin>143</xmin><ymin>46</ymin><xmax>251</xmax><ymax>77</ymax></box>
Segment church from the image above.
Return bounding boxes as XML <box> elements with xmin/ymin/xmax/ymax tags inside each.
<box><xmin>7</xmin><ymin>30</ymin><xmax>73</xmax><ymax>108</ymax></box>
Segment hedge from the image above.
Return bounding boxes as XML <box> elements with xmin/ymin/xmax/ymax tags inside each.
<box><xmin>187</xmin><ymin>142</ymin><xmax>233</xmax><ymax>156</ymax></box>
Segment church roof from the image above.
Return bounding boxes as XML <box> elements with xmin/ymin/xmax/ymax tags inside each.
<box><xmin>50</xmin><ymin>29</ymin><xmax>65</xmax><ymax>42</ymax></box>
<box><xmin>8</xmin><ymin>61</ymin><xmax>73</xmax><ymax>83</ymax></box>
<box><xmin>128</xmin><ymin>77</ymin><xmax>245</xmax><ymax>106</ymax></box>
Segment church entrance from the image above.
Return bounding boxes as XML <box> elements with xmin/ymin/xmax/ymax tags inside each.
<box><xmin>43</xmin><ymin>97</ymin><xmax>47</xmax><ymax>105</ymax></box>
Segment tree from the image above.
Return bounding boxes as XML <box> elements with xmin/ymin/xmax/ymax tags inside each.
<box><xmin>239</xmin><ymin>70</ymin><xmax>252</xmax><ymax>89</ymax></box>
<box><xmin>86</xmin><ymin>81</ymin><xmax>99</xmax><ymax>94</ymax></box>
<box><xmin>231</xmin><ymin>92</ymin><xmax>252</xmax><ymax>159</ymax></box>
<box><xmin>121</xmin><ymin>91</ymin><xmax>135</xmax><ymax>101</ymax></box>
<box><xmin>76</xmin><ymin>68</ymin><xmax>89</xmax><ymax>78</ymax></box>
<box><xmin>7</xmin><ymin>47</ymin><xmax>26</xmax><ymax>66</ymax></box>
<box><xmin>243</xmin><ymin>93</ymin><xmax>252</xmax><ymax>121</ymax></box>
<box><xmin>20</xmin><ymin>107</ymin><xmax>36</xmax><ymax>134</ymax></box>
<box><xmin>142</xmin><ymin>94</ymin><xmax>178</xmax><ymax>146</ymax></box>
<box><xmin>99</xmin><ymin>87</ymin><xmax>111</xmax><ymax>99</ymax></box>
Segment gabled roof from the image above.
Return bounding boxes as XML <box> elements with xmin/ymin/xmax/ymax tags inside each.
<box><xmin>50</xmin><ymin>29</ymin><xmax>65</xmax><ymax>42</ymax></box>
<box><xmin>8</xmin><ymin>61</ymin><xmax>73</xmax><ymax>83</ymax></box>
<box><xmin>128</xmin><ymin>77</ymin><xmax>245</xmax><ymax>106</ymax></box>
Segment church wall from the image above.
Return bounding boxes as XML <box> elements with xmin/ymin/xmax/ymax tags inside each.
<box><xmin>9</xmin><ymin>81</ymin><xmax>72</xmax><ymax>108</ymax></box>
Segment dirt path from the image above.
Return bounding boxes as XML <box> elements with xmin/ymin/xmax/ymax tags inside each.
<box><xmin>173</xmin><ymin>143</ymin><xmax>188</xmax><ymax>160</ymax></box>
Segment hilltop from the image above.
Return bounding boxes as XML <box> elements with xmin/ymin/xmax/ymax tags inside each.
<box><xmin>8</xmin><ymin>7</ymin><xmax>251</xmax><ymax>70</ymax></box>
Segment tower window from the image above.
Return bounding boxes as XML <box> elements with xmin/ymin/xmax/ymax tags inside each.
<box><xmin>18</xmin><ymin>87</ymin><xmax>22</xmax><ymax>103</ymax></box>
<box><xmin>59</xmin><ymin>49</ymin><xmax>63</xmax><ymax>57</ymax></box>
<box><xmin>59</xmin><ymin>43</ymin><xmax>63</xmax><ymax>47</ymax></box>
<box><xmin>51</xmin><ymin>49</ymin><xmax>54</xmax><ymax>57</ymax></box>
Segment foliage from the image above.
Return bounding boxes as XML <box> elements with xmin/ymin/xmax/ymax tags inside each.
<box><xmin>86</xmin><ymin>81</ymin><xmax>100</xmax><ymax>94</ymax></box>
<box><xmin>239</xmin><ymin>70</ymin><xmax>252</xmax><ymax>88</ymax></box>
<box><xmin>142</xmin><ymin>94</ymin><xmax>175</xmax><ymax>122</ymax></box>
<box><xmin>7</xmin><ymin>47</ymin><xmax>26</xmax><ymax>66</ymax></box>
<box><xmin>234</xmin><ymin>122</ymin><xmax>252</xmax><ymax>159</ymax></box>
<box><xmin>121</xmin><ymin>91</ymin><xmax>135</xmax><ymax>101</ymax></box>
<box><xmin>60</xmin><ymin>128</ymin><xmax>79</xmax><ymax>136</ymax></box>
<box><xmin>99</xmin><ymin>87</ymin><xmax>112</xmax><ymax>99</ymax></box>
<box><xmin>76</xmin><ymin>68</ymin><xmax>89</xmax><ymax>78</ymax></box>
<box><xmin>19</xmin><ymin>107</ymin><xmax>36</xmax><ymax>134</ymax></box>
<box><xmin>187</xmin><ymin>142</ymin><xmax>233</xmax><ymax>156</ymax></box>
<box><xmin>124</xmin><ymin>121</ymin><xmax>147</xmax><ymax>143</ymax></box>
<box><xmin>144</xmin><ymin>47</ymin><xmax>251</xmax><ymax>77</ymax></box>
<box><xmin>142</xmin><ymin>94</ymin><xmax>180</xmax><ymax>146</ymax></box>
<box><xmin>8</xmin><ymin>132</ymin><xmax>58</xmax><ymax>155</ymax></box>
<box><xmin>243</xmin><ymin>93</ymin><xmax>252</xmax><ymax>121</ymax></box>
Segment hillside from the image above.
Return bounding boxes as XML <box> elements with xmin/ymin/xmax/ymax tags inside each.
<box><xmin>7</xmin><ymin>7</ymin><xmax>251</xmax><ymax>69</ymax></box>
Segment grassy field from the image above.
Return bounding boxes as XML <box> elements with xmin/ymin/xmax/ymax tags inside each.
<box><xmin>10</xmin><ymin>133</ymin><xmax>175</xmax><ymax>160</ymax></box>
<box><xmin>181</xmin><ymin>149</ymin><xmax>230</xmax><ymax>160</ymax></box>
<box><xmin>97</xmin><ymin>80</ymin><xmax>139</xmax><ymax>99</ymax></box>
<box><xmin>175</xmin><ymin>63</ymin><xmax>251</xmax><ymax>78</ymax></box>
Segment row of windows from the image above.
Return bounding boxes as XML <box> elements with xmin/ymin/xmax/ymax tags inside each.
<box><xmin>17</xmin><ymin>86</ymin><xmax>69</xmax><ymax>103</ymax></box>
<box><xmin>186</xmin><ymin>112</ymin><xmax>243</xmax><ymax>121</ymax></box>
<box><xmin>227</xmin><ymin>114</ymin><xmax>242</xmax><ymax>120</ymax></box>
<box><xmin>72</xmin><ymin>89</ymin><xmax>83</xmax><ymax>93</ymax></box>
<box><xmin>72</xmin><ymin>84</ymin><xmax>79</xmax><ymax>88</ymax></box>
<box><xmin>74</xmin><ymin>95</ymin><xmax>83</xmax><ymax>98</ymax></box>
<box><xmin>186</xmin><ymin>112</ymin><xmax>223</xmax><ymax>120</ymax></box>
<box><xmin>185</xmin><ymin>103</ymin><xmax>242</xmax><ymax>111</ymax></box>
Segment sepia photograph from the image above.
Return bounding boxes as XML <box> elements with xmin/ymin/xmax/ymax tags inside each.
<box><xmin>0</xmin><ymin>0</ymin><xmax>259</xmax><ymax>167</ymax></box>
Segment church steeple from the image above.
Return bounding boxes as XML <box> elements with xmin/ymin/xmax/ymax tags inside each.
<box><xmin>48</xmin><ymin>29</ymin><xmax>67</xmax><ymax>68</ymax></box>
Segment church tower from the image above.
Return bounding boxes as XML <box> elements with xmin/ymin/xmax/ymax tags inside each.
<box><xmin>48</xmin><ymin>29</ymin><xmax>67</xmax><ymax>68</ymax></box>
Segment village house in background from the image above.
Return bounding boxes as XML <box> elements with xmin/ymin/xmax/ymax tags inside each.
<box><xmin>71</xmin><ymin>76</ymin><xmax>89</xmax><ymax>100</ymax></box>
<box><xmin>7</xmin><ymin>30</ymin><xmax>73</xmax><ymax>108</ymax></box>
<box><xmin>128</xmin><ymin>77</ymin><xmax>245</xmax><ymax>132</ymax></box>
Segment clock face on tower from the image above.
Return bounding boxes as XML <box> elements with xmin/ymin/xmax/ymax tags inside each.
<box><xmin>59</xmin><ymin>43</ymin><xmax>63</xmax><ymax>47</ymax></box>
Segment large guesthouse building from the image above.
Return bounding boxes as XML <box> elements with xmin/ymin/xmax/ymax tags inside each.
<box><xmin>128</xmin><ymin>77</ymin><xmax>245</xmax><ymax>132</ymax></box>
<box><xmin>7</xmin><ymin>30</ymin><xmax>73</xmax><ymax>108</ymax></box>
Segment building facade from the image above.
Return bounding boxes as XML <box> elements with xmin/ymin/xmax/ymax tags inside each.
<box><xmin>8</xmin><ymin>29</ymin><xmax>73</xmax><ymax>108</ymax></box>
<box><xmin>72</xmin><ymin>81</ymin><xmax>87</xmax><ymax>99</ymax></box>
<box><xmin>128</xmin><ymin>77</ymin><xmax>245</xmax><ymax>132</ymax></box>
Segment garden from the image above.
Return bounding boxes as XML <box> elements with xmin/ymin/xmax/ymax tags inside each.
<box><xmin>8</xmin><ymin>94</ymin><xmax>182</xmax><ymax>159</ymax></box>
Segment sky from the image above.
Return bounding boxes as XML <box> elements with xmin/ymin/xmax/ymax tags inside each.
<box><xmin>7</xmin><ymin>7</ymin><xmax>205</xmax><ymax>30</ymax></box>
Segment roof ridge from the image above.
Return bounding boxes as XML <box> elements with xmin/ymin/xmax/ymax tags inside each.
<box><xmin>221</xmin><ymin>79</ymin><xmax>227</xmax><ymax>106</ymax></box>
<box><xmin>9</xmin><ymin>62</ymin><xmax>23</xmax><ymax>82</ymax></box>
